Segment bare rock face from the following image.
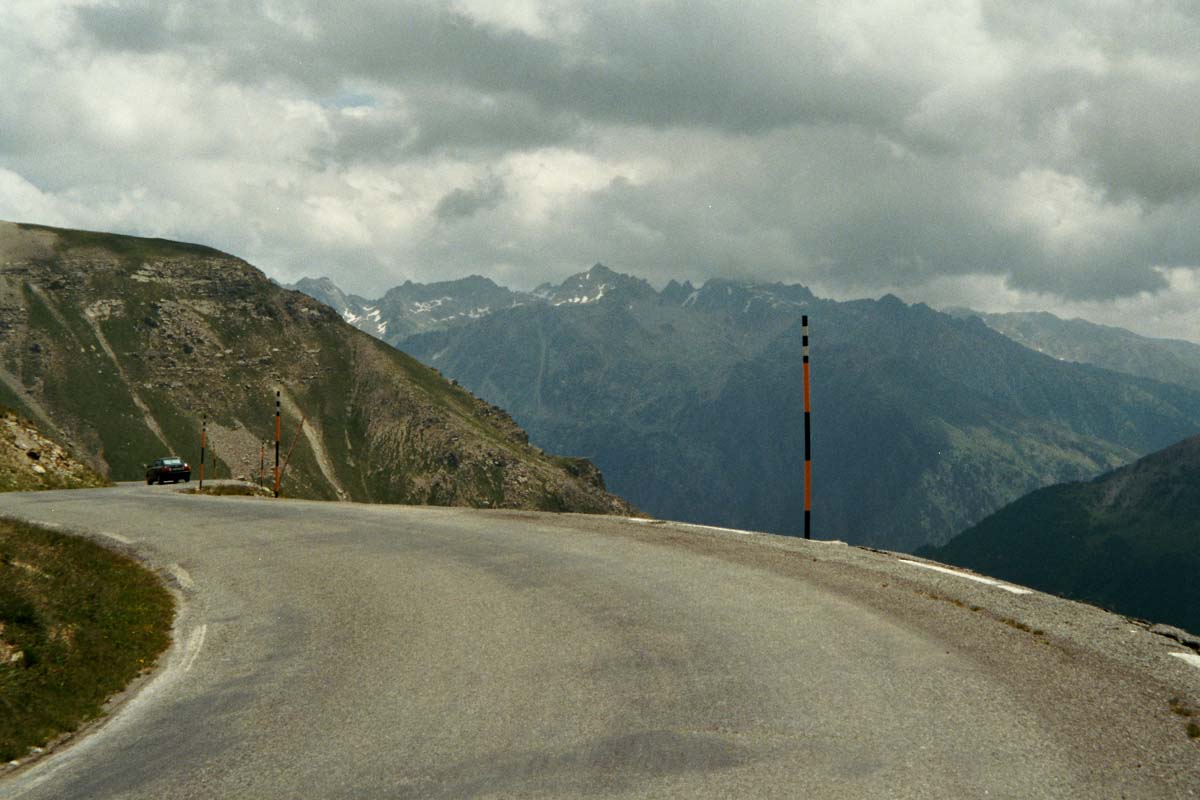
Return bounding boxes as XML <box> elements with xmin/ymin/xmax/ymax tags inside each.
<box><xmin>0</xmin><ymin>221</ymin><xmax>634</xmax><ymax>515</ymax></box>
<box><xmin>0</xmin><ymin>407</ymin><xmax>109</xmax><ymax>491</ymax></box>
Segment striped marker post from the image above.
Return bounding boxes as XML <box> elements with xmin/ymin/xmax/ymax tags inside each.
<box><xmin>274</xmin><ymin>391</ymin><xmax>281</xmax><ymax>498</ymax></box>
<box><xmin>199</xmin><ymin>415</ymin><xmax>206</xmax><ymax>490</ymax></box>
<box><xmin>802</xmin><ymin>315</ymin><xmax>812</xmax><ymax>540</ymax></box>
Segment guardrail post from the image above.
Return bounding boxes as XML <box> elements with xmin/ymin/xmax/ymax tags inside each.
<box><xmin>274</xmin><ymin>391</ymin><xmax>281</xmax><ymax>498</ymax></box>
<box><xmin>199</xmin><ymin>415</ymin><xmax>206</xmax><ymax>490</ymax></box>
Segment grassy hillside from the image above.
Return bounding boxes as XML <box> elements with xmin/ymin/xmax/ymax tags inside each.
<box><xmin>0</xmin><ymin>221</ymin><xmax>632</xmax><ymax>514</ymax></box>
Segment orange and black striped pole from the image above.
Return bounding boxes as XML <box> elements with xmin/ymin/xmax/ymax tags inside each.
<box><xmin>273</xmin><ymin>391</ymin><xmax>281</xmax><ymax>498</ymax></box>
<box><xmin>802</xmin><ymin>315</ymin><xmax>812</xmax><ymax>539</ymax></box>
<box><xmin>199</xmin><ymin>415</ymin><xmax>206</xmax><ymax>489</ymax></box>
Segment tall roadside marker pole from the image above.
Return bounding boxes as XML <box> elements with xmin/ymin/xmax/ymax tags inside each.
<box><xmin>802</xmin><ymin>315</ymin><xmax>812</xmax><ymax>540</ymax></box>
<box><xmin>274</xmin><ymin>391</ymin><xmax>281</xmax><ymax>498</ymax></box>
<box><xmin>199</xmin><ymin>415</ymin><xmax>207</xmax><ymax>490</ymax></box>
<box><xmin>278</xmin><ymin>414</ymin><xmax>307</xmax><ymax>487</ymax></box>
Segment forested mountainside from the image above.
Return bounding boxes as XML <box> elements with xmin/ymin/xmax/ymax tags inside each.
<box><xmin>922</xmin><ymin>434</ymin><xmax>1200</xmax><ymax>634</ymax></box>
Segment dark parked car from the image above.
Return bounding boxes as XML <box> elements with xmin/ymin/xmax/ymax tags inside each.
<box><xmin>146</xmin><ymin>456</ymin><xmax>191</xmax><ymax>484</ymax></box>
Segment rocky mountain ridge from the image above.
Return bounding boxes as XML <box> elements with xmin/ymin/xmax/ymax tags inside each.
<box><xmin>946</xmin><ymin>308</ymin><xmax>1200</xmax><ymax>393</ymax></box>
<box><xmin>290</xmin><ymin>274</ymin><xmax>531</xmax><ymax>348</ymax></box>
<box><xmin>293</xmin><ymin>265</ymin><xmax>819</xmax><ymax>346</ymax></box>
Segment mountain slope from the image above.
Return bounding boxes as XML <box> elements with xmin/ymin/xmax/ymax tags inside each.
<box><xmin>0</xmin><ymin>221</ymin><xmax>631</xmax><ymax>514</ymax></box>
<box><xmin>948</xmin><ymin>309</ymin><xmax>1200</xmax><ymax>393</ymax></box>
<box><xmin>390</xmin><ymin>270</ymin><xmax>1200</xmax><ymax>551</ymax></box>
<box><xmin>920</xmin><ymin>434</ymin><xmax>1200</xmax><ymax>634</ymax></box>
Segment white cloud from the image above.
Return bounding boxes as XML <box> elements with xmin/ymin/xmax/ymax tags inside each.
<box><xmin>1001</xmin><ymin>169</ymin><xmax>1145</xmax><ymax>269</ymax></box>
<box><xmin>0</xmin><ymin>169</ymin><xmax>71</xmax><ymax>227</ymax></box>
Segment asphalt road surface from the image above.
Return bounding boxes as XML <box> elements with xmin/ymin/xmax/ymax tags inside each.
<box><xmin>2</xmin><ymin>484</ymin><xmax>1198</xmax><ymax>798</ymax></box>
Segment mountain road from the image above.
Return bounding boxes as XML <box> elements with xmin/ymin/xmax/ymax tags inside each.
<box><xmin>1</xmin><ymin>485</ymin><xmax>1198</xmax><ymax>798</ymax></box>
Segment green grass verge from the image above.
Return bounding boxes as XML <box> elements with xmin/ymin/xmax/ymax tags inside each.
<box><xmin>0</xmin><ymin>519</ymin><xmax>174</xmax><ymax>761</ymax></box>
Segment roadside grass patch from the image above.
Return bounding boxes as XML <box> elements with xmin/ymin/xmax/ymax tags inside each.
<box><xmin>182</xmin><ymin>483</ymin><xmax>272</xmax><ymax>497</ymax></box>
<box><xmin>1169</xmin><ymin>697</ymin><xmax>1196</xmax><ymax>718</ymax></box>
<box><xmin>0</xmin><ymin>519</ymin><xmax>173</xmax><ymax>762</ymax></box>
<box><xmin>1168</xmin><ymin>698</ymin><xmax>1200</xmax><ymax>741</ymax></box>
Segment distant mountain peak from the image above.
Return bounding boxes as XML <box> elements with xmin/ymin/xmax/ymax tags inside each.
<box><xmin>677</xmin><ymin>278</ymin><xmax>814</xmax><ymax>314</ymax></box>
<box><xmin>293</xmin><ymin>276</ymin><xmax>341</xmax><ymax>292</ymax></box>
<box><xmin>587</xmin><ymin>262</ymin><xmax>616</xmax><ymax>276</ymax></box>
<box><xmin>539</xmin><ymin>263</ymin><xmax>655</xmax><ymax>306</ymax></box>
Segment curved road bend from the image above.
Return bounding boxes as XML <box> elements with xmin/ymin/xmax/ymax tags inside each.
<box><xmin>1</xmin><ymin>485</ymin><xmax>1197</xmax><ymax>799</ymax></box>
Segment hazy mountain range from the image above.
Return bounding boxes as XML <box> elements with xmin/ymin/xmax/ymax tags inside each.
<box><xmin>0</xmin><ymin>221</ymin><xmax>632</xmax><ymax>515</ymax></box>
<box><xmin>945</xmin><ymin>309</ymin><xmax>1200</xmax><ymax>394</ymax></box>
<box><xmin>293</xmin><ymin>266</ymin><xmax>1200</xmax><ymax>552</ymax></box>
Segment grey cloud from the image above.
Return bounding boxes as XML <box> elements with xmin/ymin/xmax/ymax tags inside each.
<box><xmin>434</xmin><ymin>176</ymin><xmax>506</xmax><ymax>221</ymax></box>
<box><xmin>1076</xmin><ymin>78</ymin><xmax>1200</xmax><ymax>204</ymax></box>
<box><xmin>315</xmin><ymin>90</ymin><xmax>579</xmax><ymax>171</ymax></box>
<box><xmin>74</xmin><ymin>1</ymin><xmax>174</xmax><ymax>52</ymax></box>
<box><xmin>404</xmin><ymin>92</ymin><xmax>581</xmax><ymax>156</ymax></box>
<box><xmin>74</xmin><ymin>1</ymin><xmax>917</xmax><ymax>134</ymax></box>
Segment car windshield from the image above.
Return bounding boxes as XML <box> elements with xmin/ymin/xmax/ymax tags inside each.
<box><xmin>161</xmin><ymin>458</ymin><xmax>184</xmax><ymax>466</ymax></box>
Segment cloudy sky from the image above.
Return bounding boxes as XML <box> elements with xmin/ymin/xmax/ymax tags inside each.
<box><xmin>3</xmin><ymin>1</ymin><xmax>1199</xmax><ymax>340</ymax></box>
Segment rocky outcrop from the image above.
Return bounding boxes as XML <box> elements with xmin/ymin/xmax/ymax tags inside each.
<box><xmin>0</xmin><ymin>407</ymin><xmax>109</xmax><ymax>491</ymax></box>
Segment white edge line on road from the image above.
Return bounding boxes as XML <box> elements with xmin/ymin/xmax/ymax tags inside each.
<box><xmin>168</xmin><ymin>563</ymin><xmax>194</xmax><ymax>591</ymax></box>
<box><xmin>181</xmin><ymin>625</ymin><xmax>207</xmax><ymax>673</ymax></box>
<box><xmin>671</xmin><ymin>521</ymin><xmax>759</xmax><ymax>536</ymax></box>
<box><xmin>622</xmin><ymin>517</ymin><xmax>758</xmax><ymax>535</ymax></box>
<box><xmin>97</xmin><ymin>531</ymin><xmax>133</xmax><ymax>545</ymax></box>
<box><xmin>1170</xmin><ymin>652</ymin><xmax>1200</xmax><ymax>670</ymax></box>
<box><xmin>898</xmin><ymin>559</ymin><xmax>1034</xmax><ymax>595</ymax></box>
